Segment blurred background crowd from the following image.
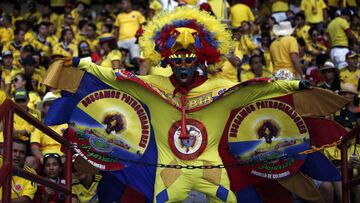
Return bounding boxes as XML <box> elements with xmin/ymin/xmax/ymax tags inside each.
<box><xmin>0</xmin><ymin>0</ymin><xmax>359</xmax><ymax>202</ymax></box>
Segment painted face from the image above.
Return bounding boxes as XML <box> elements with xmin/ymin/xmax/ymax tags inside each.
<box><xmin>169</xmin><ymin>54</ymin><xmax>198</xmax><ymax>86</ymax></box>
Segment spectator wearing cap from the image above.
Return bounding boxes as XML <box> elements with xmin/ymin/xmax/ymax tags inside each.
<box><xmin>53</xmin><ymin>28</ymin><xmax>78</xmax><ymax>58</ymax></box>
<box><xmin>318</xmin><ymin>61</ymin><xmax>341</xmax><ymax>92</ymax></box>
<box><xmin>0</xmin><ymin>139</ymin><xmax>38</xmax><ymax>202</ymax></box>
<box><xmin>114</xmin><ymin>0</ymin><xmax>145</xmax><ymax>65</ymax></box>
<box><xmin>31</xmin><ymin>91</ymin><xmax>67</xmax><ymax>166</ymax></box>
<box><xmin>270</xmin><ymin>0</ymin><xmax>289</xmax><ymax>23</ymax></box>
<box><xmin>3</xmin><ymin>29</ymin><xmax>26</xmax><ymax>64</ymax></box>
<box><xmin>270</xmin><ymin>21</ymin><xmax>303</xmax><ymax>78</ymax></box>
<box><xmin>300</xmin><ymin>0</ymin><xmax>327</xmax><ymax>31</ymax></box>
<box><xmin>10</xmin><ymin>88</ymin><xmax>40</xmax><ymax>142</ymax></box>
<box><xmin>98</xmin><ymin>33</ymin><xmax>122</xmax><ymax>70</ymax></box>
<box><xmin>1</xmin><ymin>51</ymin><xmax>20</xmax><ymax>95</ymax></box>
<box><xmin>327</xmin><ymin>9</ymin><xmax>360</xmax><ymax>69</ymax></box>
<box><xmin>340</xmin><ymin>52</ymin><xmax>360</xmax><ymax>90</ymax></box>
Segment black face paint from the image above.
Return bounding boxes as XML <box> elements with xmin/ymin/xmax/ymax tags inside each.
<box><xmin>172</xmin><ymin>66</ymin><xmax>197</xmax><ymax>86</ymax></box>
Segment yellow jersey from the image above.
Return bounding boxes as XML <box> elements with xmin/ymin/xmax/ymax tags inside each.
<box><xmin>241</xmin><ymin>69</ymin><xmax>272</xmax><ymax>81</ymax></box>
<box><xmin>301</xmin><ymin>0</ymin><xmax>327</xmax><ymax>24</ymax></box>
<box><xmin>72</xmin><ymin>174</ymin><xmax>101</xmax><ymax>203</ymax></box>
<box><xmin>295</xmin><ymin>24</ymin><xmax>311</xmax><ymax>42</ymax></box>
<box><xmin>208</xmin><ymin>0</ymin><xmax>230</xmax><ymax>20</ymax></box>
<box><xmin>100</xmin><ymin>50</ymin><xmax>122</xmax><ymax>68</ymax></box>
<box><xmin>340</xmin><ymin>68</ymin><xmax>360</xmax><ymax>88</ymax></box>
<box><xmin>327</xmin><ymin>17</ymin><xmax>350</xmax><ymax>47</ymax></box>
<box><xmin>269</xmin><ymin>36</ymin><xmax>299</xmax><ymax>74</ymax></box>
<box><xmin>229</xmin><ymin>3</ymin><xmax>255</xmax><ymax>27</ymax></box>
<box><xmin>0</xmin><ymin>157</ymin><xmax>38</xmax><ymax>201</ymax></box>
<box><xmin>272</xmin><ymin>0</ymin><xmax>289</xmax><ymax>12</ymax></box>
<box><xmin>0</xmin><ymin>27</ymin><xmax>14</xmax><ymax>45</ymax></box>
<box><xmin>31</xmin><ymin>124</ymin><xmax>68</xmax><ymax>156</ymax></box>
<box><xmin>115</xmin><ymin>11</ymin><xmax>146</xmax><ymax>41</ymax></box>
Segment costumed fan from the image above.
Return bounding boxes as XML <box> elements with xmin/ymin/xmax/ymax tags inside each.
<box><xmin>43</xmin><ymin>7</ymin><xmax>348</xmax><ymax>203</ymax></box>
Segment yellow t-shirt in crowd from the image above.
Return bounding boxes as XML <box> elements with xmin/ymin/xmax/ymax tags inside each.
<box><xmin>230</xmin><ymin>3</ymin><xmax>255</xmax><ymax>27</ymax></box>
<box><xmin>238</xmin><ymin>34</ymin><xmax>258</xmax><ymax>56</ymax></box>
<box><xmin>11</xmin><ymin>108</ymin><xmax>41</xmax><ymax>141</ymax></box>
<box><xmin>114</xmin><ymin>11</ymin><xmax>146</xmax><ymax>41</ymax></box>
<box><xmin>0</xmin><ymin>157</ymin><xmax>38</xmax><ymax>201</ymax></box>
<box><xmin>306</xmin><ymin>41</ymin><xmax>328</xmax><ymax>58</ymax></box>
<box><xmin>272</xmin><ymin>0</ymin><xmax>289</xmax><ymax>13</ymax></box>
<box><xmin>327</xmin><ymin>17</ymin><xmax>350</xmax><ymax>47</ymax></box>
<box><xmin>31</xmin><ymin>124</ymin><xmax>68</xmax><ymax>156</ymax></box>
<box><xmin>208</xmin><ymin>0</ymin><xmax>230</xmax><ymax>20</ymax></box>
<box><xmin>3</xmin><ymin>41</ymin><xmax>25</xmax><ymax>63</ymax></box>
<box><xmin>296</xmin><ymin>24</ymin><xmax>311</xmax><ymax>42</ymax></box>
<box><xmin>340</xmin><ymin>68</ymin><xmax>360</xmax><ymax>88</ymax></box>
<box><xmin>347</xmin><ymin>0</ymin><xmax>357</xmax><ymax>7</ymax></box>
<box><xmin>86</xmin><ymin>38</ymin><xmax>99</xmax><ymax>52</ymax></box>
<box><xmin>270</xmin><ymin>36</ymin><xmax>299</xmax><ymax>74</ymax></box>
<box><xmin>241</xmin><ymin>69</ymin><xmax>272</xmax><ymax>81</ymax></box>
<box><xmin>100</xmin><ymin>50</ymin><xmax>122</xmax><ymax>68</ymax></box>
<box><xmin>72</xmin><ymin>174</ymin><xmax>101</xmax><ymax>203</ymax></box>
<box><xmin>52</xmin><ymin>41</ymin><xmax>79</xmax><ymax>58</ymax></box>
<box><xmin>263</xmin><ymin>50</ymin><xmax>274</xmax><ymax>73</ymax></box>
<box><xmin>50</xmin><ymin>0</ymin><xmax>66</xmax><ymax>7</ymax></box>
<box><xmin>328</xmin><ymin>0</ymin><xmax>338</xmax><ymax>7</ymax></box>
<box><xmin>0</xmin><ymin>27</ymin><xmax>14</xmax><ymax>45</ymax></box>
<box><xmin>301</xmin><ymin>0</ymin><xmax>327</xmax><ymax>24</ymax></box>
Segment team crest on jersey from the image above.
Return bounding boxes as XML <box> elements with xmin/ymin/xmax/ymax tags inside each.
<box><xmin>168</xmin><ymin>119</ymin><xmax>207</xmax><ymax>160</ymax></box>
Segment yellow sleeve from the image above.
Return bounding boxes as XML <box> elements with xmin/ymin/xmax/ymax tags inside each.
<box><xmin>21</xmin><ymin>167</ymin><xmax>38</xmax><ymax>200</ymax></box>
<box><xmin>109</xmin><ymin>50</ymin><xmax>122</xmax><ymax>62</ymax></box>
<box><xmin>288</xmin><ymin>37</ymin><xmax>299</xmax><ymax>54</ymax></box>
<box><xmin>300</xmin><ymin>0</ymin><xmax>305</xmax><ymax>11</ymax></box>
<box><xmin>340</xmin><ymin>18</ymin><xmax>350</xmax><ymax>30</ymax></box>
<box><xmin>30</xmin><ymin>128</ymin><xmax>42</xmax><ymax>144</ymax></box>
<box><xmin>114</xmin><ymin>15</ymin><xmax>121</xmax><ymax>27</ymax></box>
<box><xmin>78</xmin><ymin>59</ymin><xmax>117</xmax><ymax>88</ymax></box>
<box><xmin>138</xmin><ymin>12</ymin><xmax>146</xmax><ymax>24</ymax></box>
<box><xmin>248</xmin><ymin>7</ymin><xmax>255</xmax><ymax>22</ymax></box>
<box><xmin>321</xmin><ymin>0</ymin><xmax>327</xmax><ymax>9</ymax></box>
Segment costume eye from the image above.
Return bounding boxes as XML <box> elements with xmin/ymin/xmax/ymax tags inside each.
<box><xmin>171</xmin><ymin>30</ymin><xmax>180</xmax><ymax>38</ymax></box>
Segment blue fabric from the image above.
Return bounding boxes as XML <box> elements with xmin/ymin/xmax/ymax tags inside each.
<box><xmin>236</xmin><ymin>186</ymin><xmax>263</xmax><ymax>203</ymax></box>
<box><xmin>300</xmin><ymin>151</ymin><xmax>341</xmax><ymax>181</ymax></box>
<box><xmin>156</xmin><ymin>189</ymin><xmax>169</xmax><ymax>203</ymax></box>
<box><xmin>216</xmin><ymin>185</ymin><xmax>229</xmax><ymax>202</ymax></box>
<box><xmin>73</xmin><ymin>57</ymin><xmax>80</xmax><ymax>67</ymax></box>
<box><xmin>98</xmin><ymin>172</ymin><xmax>126</xmax><ymax>203</ymax></box>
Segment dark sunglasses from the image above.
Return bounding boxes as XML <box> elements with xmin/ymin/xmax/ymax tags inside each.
<box><xmin>44</xmin><ymin>153</ymin><xmax>61</xmax><ymax>158</ymax></box>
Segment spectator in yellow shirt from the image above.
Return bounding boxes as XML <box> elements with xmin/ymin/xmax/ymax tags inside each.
<box><xmin>3</xmin><ymin>29</ymin><xmax>26</xmax><ymax>65</ymax></box>
<box><xmin>271</xmin><ymin>0</ymin><xmax>289</xmax><ymax>23</ymax></box>
<box><xmin>53</xmin><ymin>28</ymin><xmax>78</xmax><ymax>58</ymax></box>
<box><xmin>99</xmin><ymin>34</ymin><xmax>122</xmax><ymax>69</ymax></box>
<box><xmin>306</xmin><ymin>27</ymin><xmax>328</xmax><ymax>59</ymax></box>
<box><xmin>340</xmin><ymin>52</ymin><xmax>360</xmax><ymax>89</ymax></box>
<box><xmin>327</xmin><ymin>9</ymin><xmax>360</xmax><ymax>69</ymax></box>
<box><xmin>0</xmin><ymin>139</ymin><xmax>38</xmax><ymax>202</ymax></box>
<box><xmin>114</xmin><ymin>0</ymin><xmax>145</xmax><ymax>63</ymax></box>
<box><xmin>207</xmin><ymin>0</ymin><xmax>230</xmax><ymax>20</ymax></box>
<box><xmin>86</xmin><ymin>23</ymin><xmax>99</xmax><ymax>52</ymax></box>
<box><xmin>294</xmin><ymin>13</ymin><xmax>310</xmax><ymax>42</ymax></box>
<box><xmin>241</xmin><ymin>54</ymin><xmax>272</xmax><ymax>81</ymax></box>
<box><xmin>0</xmin><ymin>15</ymin><xmax>14</xmax><ymax>46</ymax></box>
<box><xmin>72</xmin><ymin>170</ymin><xmax>101</xmax><ymax>203</ymax></box>
<box><xmin>12</xmin><ymin>73</ymin><xmax>41</xmax><ymax>110</ymax></box>
<box><xmin>31</xmin><ymin>92</ymin><xmax>67</xmax><ymax>166</ymax></box>
<box><xmin>300</xmin><ymin>0</ymin><xmax>327</xmax><ymax>30</ymax></box>
<box><xmin>229</xmin><ymin>1</ymin><xmax>255</xmax><ymax>28</ymax></box>
<box><xmin>270</xmin><ymin>21</ymin><xmax>303</xmax><ymax>78</ymax></box>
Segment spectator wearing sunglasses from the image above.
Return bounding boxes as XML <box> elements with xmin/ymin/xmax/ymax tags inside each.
<box><xmin>12</xmin><ymin>73</ymin><xmax>41</xmax><ymax>111</ymax></box>
<box><xmin>35</xmin><ymin>153</ymin><xmax>66</xmax><ymax>203</ymax></box>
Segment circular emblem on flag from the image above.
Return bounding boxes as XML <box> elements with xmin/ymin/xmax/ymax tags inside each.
<box><xmin>226</xmin><ymin>100</ymin><xmax>310</xmax><ymax>179</ymax></box>
<box><xmin>168</xmin><ymin>119</ymin><xmax>207</xmax><ymax>160</ymax></box>
<box><xmin>69</xmin><ymin>89</ymin><xmax>151</xmax><ymax>171</ymax></box>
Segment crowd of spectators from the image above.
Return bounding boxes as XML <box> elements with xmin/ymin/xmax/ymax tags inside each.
<box><xmin>0</xmin><ymin>0</ymin><xmax>359</xmax><ymax>202</ymax></box>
